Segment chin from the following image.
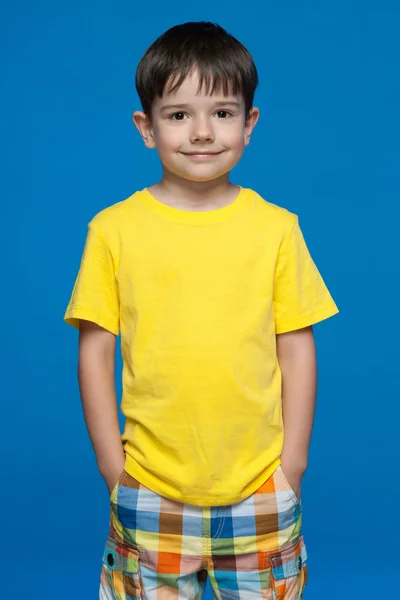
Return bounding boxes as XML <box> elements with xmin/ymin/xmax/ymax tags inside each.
<box><xmin>181</xmin><ymin>171</ymin><xmax>228</xmax><ymax>183</ymax></box>
<box><xmin>169</xmin><ymin>164</ymin><xmax>236</xmax><ymax>183</ymax></box>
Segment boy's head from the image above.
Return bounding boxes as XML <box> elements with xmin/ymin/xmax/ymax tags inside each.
<box><xmin>133</xmin><ymin>22</ymin><xmax>260</xmax><ymax>184</ymax></box>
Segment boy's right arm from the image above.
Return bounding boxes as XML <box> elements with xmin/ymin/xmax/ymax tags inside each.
<box><xmin>78</xmin><ymin>319</ymin><xmax>125</xmax><ymax>494</ymax></box>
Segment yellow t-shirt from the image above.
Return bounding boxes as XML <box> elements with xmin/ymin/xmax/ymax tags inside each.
<box><xmin>64</xmin><ymin>186</ymin><xmax>338</xmax><ymax>506</ymax></box>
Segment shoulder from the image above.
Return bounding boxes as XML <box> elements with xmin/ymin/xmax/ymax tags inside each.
<box><xmin>89</xmin><ymin>195</ymin><xmax>134</xmax><ymax>229</ymax></box>
<box><xmin>88</xmin><ymin>190</ymin><xmax>142</xmax><ymax>237</ymax></box>
<box><xmin>246</xmin><ymin>188</ymin><xmax>298</xmax><ymax>233</ymax></box>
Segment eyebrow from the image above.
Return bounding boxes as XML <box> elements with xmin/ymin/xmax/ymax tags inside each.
<box><xmin>160</xmin><ymin>101</ymin><xmax>242</xmax><ymax>112</ymax></box>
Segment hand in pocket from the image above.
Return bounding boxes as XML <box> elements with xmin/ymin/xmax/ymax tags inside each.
<box><xmin>104</xmin><ymin>464</ymin><xmax>126</xmax><ymax>496</ymax></box>
<box><xmin>280</xmin><ymin>462</ymin><xmax>304</xmax><ymax>501</ymax></box>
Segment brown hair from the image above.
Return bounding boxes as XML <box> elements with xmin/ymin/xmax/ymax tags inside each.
<box><xmin>135</xmin><ymin>21</ymin><xmax>258</xmax><ymax>120</ymax></box>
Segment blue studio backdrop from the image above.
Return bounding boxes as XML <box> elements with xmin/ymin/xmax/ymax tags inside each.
<box><xmin>1</xmin><ymin>1</ymin><xmax>399</xmax><ymax>598</ymax></box>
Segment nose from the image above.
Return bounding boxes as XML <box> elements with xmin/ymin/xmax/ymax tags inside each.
<box><xmin>190</xmin><ymin>117</ymin><xmax>215</xmax><ymax>143</ymax></box>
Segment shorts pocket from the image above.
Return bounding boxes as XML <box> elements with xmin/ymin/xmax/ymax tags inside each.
<box><xmin>109</xmin><ymin>469</ymin><xmax>127</xmax><ymax>502</ymax></box>
<box><xmin>268</xmin><ymin>535</ymin><xmax>308</xmax><ymax>599</ymax></box>
<box><xmin>277</xmin><ymin>465</ymin><xmax>301</xmax><ymax>506</ymax></box>
<box><xmin>100</xmin><ymin>535</ymin><xmax>142</xmax><ymax>600</ymax></box>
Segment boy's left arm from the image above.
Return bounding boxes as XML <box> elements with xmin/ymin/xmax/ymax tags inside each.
<box><xmin>276</xmin><ymin>325</ymin><xmax>317</xmax><ymax>500</ymax></box>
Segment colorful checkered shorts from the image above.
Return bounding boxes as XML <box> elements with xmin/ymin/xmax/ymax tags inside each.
<box><xmin>99</xmin><ymin>464</ymin><xmax>308</xmax><ymax>599</ymax></box>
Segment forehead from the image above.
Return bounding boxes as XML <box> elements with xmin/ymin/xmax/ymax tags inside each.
<box><xmin>156</xmin><ymin>69</ymin><xmax>243</xmax><ymax>106</ymax></box>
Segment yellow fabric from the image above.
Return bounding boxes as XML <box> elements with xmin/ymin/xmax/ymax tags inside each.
<box><xmin>64</xmin><ymin>187</ymin><xmax>339</xmax><ymax>506</ymax></box>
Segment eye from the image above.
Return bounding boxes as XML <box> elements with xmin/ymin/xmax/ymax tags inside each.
<box><xmin>215</xmin><ymin>110</ymin><xmax>233</xmax><ymax>118</ymax></box>
<box><xmin>170</xmin><ymin>112</ymin><xmax>187</xmax><ymax>120</ymax></box>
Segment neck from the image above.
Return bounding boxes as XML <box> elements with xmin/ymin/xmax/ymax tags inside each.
<box><xmin>148</xmin><ymin>171</ymin><xmax>238</xmax><ymax>211</ymax></box>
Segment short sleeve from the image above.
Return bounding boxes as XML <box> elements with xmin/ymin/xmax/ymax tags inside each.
<box><xmin>273</xmin><ymin>216</ymin><xmax>339</xmax><ymax>334</ymax></box>
<box><xmin>64</xmin><ymin>221</ymin><xmax>120</xmax><ymax>335</ymax></box>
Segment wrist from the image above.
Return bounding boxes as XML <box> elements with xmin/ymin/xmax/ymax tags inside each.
<box><xmin>280</xmin><ymin>455</ymin><xmax>308</xmax><ymax>475</ymax></box>
<box><xmin>98</xmin><ymin>451</ymin><xmax>126</xmax><ymax>480</ymax></box>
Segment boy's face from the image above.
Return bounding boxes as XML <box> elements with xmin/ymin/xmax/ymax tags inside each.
<box><xmin>133</xmin><ymin>69</ymin><xmax>259</xmax><ymax>183</ymax></box>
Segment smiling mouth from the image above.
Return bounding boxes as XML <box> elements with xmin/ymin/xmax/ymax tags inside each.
<box><xmin>182</xmin><ymin>151</ymin><xmax>223</xmax><ymax>156</ymax></box>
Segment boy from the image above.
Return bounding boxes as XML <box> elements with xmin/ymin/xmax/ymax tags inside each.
<box><xmin>64</xmin><ymin>21</ymin><xmax>338</xmax><ymax>600</ymax></box>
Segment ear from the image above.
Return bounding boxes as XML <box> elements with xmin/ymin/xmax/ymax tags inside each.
<box><xmin>132</xmin><ymin>111</ymin><xmax>156</xmax><ymax>149</ymax></box>
<box><xmin>244</xmin><ymin>107</ymin><xmax>260</xmax><ymax>146</ymax></box>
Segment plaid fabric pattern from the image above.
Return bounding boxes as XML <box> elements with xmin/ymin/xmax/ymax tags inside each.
<box><xmin>99</xmin><ymin>465</ymin><xmax>308</xmax><ymax>599</ymax></box>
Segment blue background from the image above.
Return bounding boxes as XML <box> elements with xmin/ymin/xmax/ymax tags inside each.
<box><xmin>1</xmin><ymin>1</ymin><xmax>399</xmax><ymax>598</ymax></box>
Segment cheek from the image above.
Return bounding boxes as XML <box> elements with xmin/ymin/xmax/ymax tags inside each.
<box><xmin>221</xmin><ymin>123</ymin><xmax>245</xmax><ymax>147</ymax></box>
<box><xmin>156</xmin><ymin>126</ymin><xmax>183</xmax><ymax>151</ymax></box>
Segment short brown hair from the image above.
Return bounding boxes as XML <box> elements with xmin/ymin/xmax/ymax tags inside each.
<box><xmin>135</xmin><ymin>21</ymin><xmax>258</xmax><ymax>120</ymax></box>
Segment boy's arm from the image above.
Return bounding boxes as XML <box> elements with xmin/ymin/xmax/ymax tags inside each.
<box><xmin>78</xmin><ymin>320</ymin><xmax>125</xmax><ymax>494</ymax></box>
<box><xmin>276</xmin><ymin>325</ymin><xmax>317</xmax><ymax>499</ymax></box>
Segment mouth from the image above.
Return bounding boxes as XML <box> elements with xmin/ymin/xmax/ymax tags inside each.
<box><xmin>181</xmin><ymin>151</ymin><xmax>223</xmax><ymax>158</ymax></box>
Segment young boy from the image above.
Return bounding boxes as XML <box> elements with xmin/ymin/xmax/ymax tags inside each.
<box><xmin>64</xmin><ymin>21</ymin><xmax>338</xmax><ymax>600</ymax></box>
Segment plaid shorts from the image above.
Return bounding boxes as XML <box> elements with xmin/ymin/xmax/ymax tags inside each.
<box><xmin>99</xmin><ymin>464</ymin><xmax>308</xmax><ymax>600</ymax></box>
